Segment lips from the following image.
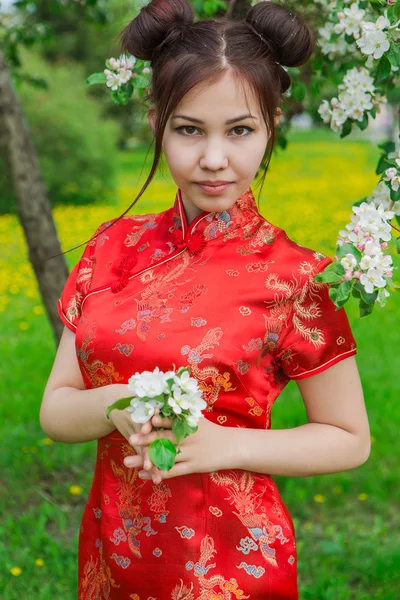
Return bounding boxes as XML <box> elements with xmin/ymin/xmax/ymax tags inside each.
<box><xmin>197</xmin><ymin>181</ymin><xmax>232</xmax><ymax>186</ymax></box>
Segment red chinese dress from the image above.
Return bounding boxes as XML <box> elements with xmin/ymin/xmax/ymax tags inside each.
<box><xmin>58</xmin><ymin>187</ymin><xmax>357</xmax><ymax>600</ymax></box>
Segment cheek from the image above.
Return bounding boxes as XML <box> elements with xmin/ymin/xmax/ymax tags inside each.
<box><xmin>163</xmin><ymin>139</ymin><xmax>196</xmax><ymax>177</ymax></box>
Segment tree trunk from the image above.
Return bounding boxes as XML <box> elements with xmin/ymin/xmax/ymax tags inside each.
<box><xmin>0</xmin><ymin>48</ymin><xmax>68</xmax><ymax>345</ymax></box>
<box><xmin>226</xmin><ymin>0</ymin><xmax>252</xmax><ymax>19</ymax></box>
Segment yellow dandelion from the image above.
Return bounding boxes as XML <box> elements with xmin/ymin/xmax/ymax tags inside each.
<box><xmin>42</xmin><ymin>437</ymin><xmax>54</xmax><ymax>446</ymax></box>
<box><xmin>0</xmin><ymin>306</ymin><xmax>6</xmax><ymax>313</ymax></box>
<box><xmin>35</xmin><ymin>558</ymin><xmax>45</xmax><ymax>567</ymax></box>
<box><xmin>19</xmin><ymin>322</ymin><xmax>29</xmax><ymax>331</ymax></box>
<box><xmin>10</xmin><ymin>567</ymin><xmax>22</xmax><ymax>576</ymax></box>
<box><xmin>303</xmin><ymin>521</ymin><xmax>313</xmax><ymax>530</ymax></box>
<box><xmin>332</xmin><ymin>486</ymin><xmax>343</xmax><ymax>495</ymax></box>
<box><xmin>370</xmin><ymin>436</ymin><xmax>375</xmax><ymax>444</ymax></box>
<box><xmin>33</xmin><ymin>305</ymin><xmax>44</xmax><ymax>315</ymax></box>
<box><xmin>69</xmin><ymin>485</ymin><xmax>83</xmax><ymax>496</ymax></box>
<box><xmin>314</xmin><ymin>494</ymin><xmax>325</xmax><ymax>503</ymax></box>
<box><xmin>25</xmin><ymin>289</ymin><xmax>37</xmax><ymax>298</ymax></box>
<box><xmin>10</xmin><ymin>285</ymin><xmax>20</xmax><ymax>295</ymax></box>
<box><xmin>357</xmin><ymin>493</ymin><xmax>368</xmax><ymax>501</ymax></box>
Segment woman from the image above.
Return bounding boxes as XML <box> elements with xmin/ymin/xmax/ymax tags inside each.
<box><xmin>40</xmin><ymin>1</ymin><xmax>371</xmax><ymax>598</ymax></box>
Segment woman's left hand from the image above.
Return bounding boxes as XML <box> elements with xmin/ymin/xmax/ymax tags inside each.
<box><xmin>124</xmin><ymin>413</ymin><xmax>233</xmax><ymax>484</ymax></box>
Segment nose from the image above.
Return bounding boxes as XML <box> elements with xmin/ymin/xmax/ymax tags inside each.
<box><xmin>199</xmin><ymin>137</ymin><xmax>229</xmax><ymax>171</ymax></box>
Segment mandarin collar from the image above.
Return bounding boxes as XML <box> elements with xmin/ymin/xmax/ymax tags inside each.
<box><xmin>169</xmin><ymin>187</ymin><xmax>262</xmax><ymax>247</ymax></box>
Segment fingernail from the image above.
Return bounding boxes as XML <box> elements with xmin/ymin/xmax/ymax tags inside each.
<box><xmin>139</xmin><ymin>471</ymin><xmax>148</xmax><ymax>479</ymax></box>
<box><xmin>124</xmin><ymin>458</ymin><xmax>136</xmax><ymax>467</ymax></box>
<box><xmin>130</xmin><ymin>435</ymin><xmax>141</xmax><ymax>445</ymax></box>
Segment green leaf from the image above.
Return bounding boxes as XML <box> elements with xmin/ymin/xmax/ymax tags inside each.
<box><xmin>172</xmin><ymin>418</ymin><xmax>187</xmax><ymax>446</ymax></box>
<box><xmin>359</xmin><ymin>300</ymin><xmax>374</xmax><ymax>318</ymax></box>
<box><xmin>376</xmin><ymin>155</ymin><xmax>391</xmax><ymax>175</ymax></box>
<box><xmin>166</xmin><ymin>377</ymin><xmax>175</xmax><ymax>390</ymax></box>
<box><xmin>354</xmin><ymin>281</ymin><xmax>378</xmax><ymax>305</ymax></box>
<box><xmin>375</xmin><ymin>55</ymin><xmax>391</xmax><ymax>82</ymax></box>
<box><xmin>106</xmin><ymin>396</ymin><xmax>134</xmax><ymax>420</ymax></box>
<box><xmin>340</xmin><ymin>119</ymin><xmax>352</xmax><ymax>139</ymax></box>
<box><xmin>394</xmin><ymin>0</ymin><xmax>400</xmax><ymax>20</ymax></box>
<box><xmin>149</xmin><ymin>439</ymin><xmax>177</xmax><ymax>471</ymax></box>
<box><xmin>336</xmin><ymin>243</ymin><xmax>362</xmax><ymax>262</ymax></box>
<box><xmin>378</xmin><ymin>140</ymin><xmax>396</xmax><ymax>154</ymax></box>
<box><xmin>336</xmin><ymin>280</ymin><xmax>353</xmax><ymax>303</ymax></box>
<box><xmin>356</xmin><ymin>112</ymin><xmax>369</xmax><ymax>131</ymax></box>
<box><xmin>314</xmin><ymin>262</ymin><xmax>345</xmax><ymax>284</ymax></box>
<box><xmin>388</xmin><ymin>43</ymin><xmax>400</xmax><ymax>68</ymax></box>
<box><xmin>177</xmin><ymin>366</ymin><xmax>191</xmax><ymax>377</ymax></box>
<box><xmin>133</xmin><ymin>74</ymin><xmax>151</xmax><ymax>88</ymax></box>
<box><xmin>86</xmin><ymin>72</ymin><xmax>107</xmax><ymax>86</ymax></box>
<box><xmin>390</xmin><ymin>188</ymin><xmax>400</xmax><ymax>202</ymax></box>
<box><xmin>329</xmin><ymin>287</ymin><xmax>338</xmax><ymax>304</ymax></box>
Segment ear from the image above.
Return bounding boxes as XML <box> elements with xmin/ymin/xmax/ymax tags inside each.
<box><xmin>274</xmin><ymin>107</ymin><xmax>282</xmax><ymax>127</ymax></box>
<box><xmin>148</xmin><ymin>106</ymin><xmax>157</xmax><ymax>135</ymax></box>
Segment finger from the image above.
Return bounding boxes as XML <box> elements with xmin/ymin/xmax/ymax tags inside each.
<box><xmin>142</xmin><ymin>446</ymin><xmax>154</xmax><ymax>472</ymax></box>
<box><xmin>124</xmin><ymin>453</ymin><xmax>144</xmax><ymax>469</ymax></box>
<box><xmin>140</xmin><ymin>419</ymin><xmax>153</xmax><ymax>435</ymax></box>
<box><xmin>136</xmin><ymin>430</ymin><xmax>176</xmax><ymax>447</ymax></box>
<box><xmin>152</xmin><ymin>414</ymin><xmax>173</xmax><ymax>429</ymax></box>
<box><xmin>139</xmin><ymin>460</ymin><xmax>187</xmax><ymax>482</ymax></box>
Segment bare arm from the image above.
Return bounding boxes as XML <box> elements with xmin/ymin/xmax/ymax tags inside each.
<box><xmin>232</xmin><ymin>356</ymin><xmax>371</xmax><ymax>476</ymax></box>
<box><xmin>40</xmin><ymin>327</ymin><xmax>144</xmax><ymax>445</ymax></box>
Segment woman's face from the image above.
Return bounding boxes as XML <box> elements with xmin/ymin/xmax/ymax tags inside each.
<box><xmin>148</xmin><ymin>69</ymin><xmax>281</xmax><ymax>223</ymax></box>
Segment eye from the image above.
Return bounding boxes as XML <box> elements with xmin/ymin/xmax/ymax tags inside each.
<box><xmin>175</xmin><ymin>125</ymin><xmax>255</xmax><ymax>137</ymax></box>
<box><xmin>175</xmin><ymin>126</ymin><xmax>200</xmax><ymax>136</ymax></box>
<box><xmin>231</xmin><ymin>126</ymin><xmax>254</xmax><ymax>137</ymax></box>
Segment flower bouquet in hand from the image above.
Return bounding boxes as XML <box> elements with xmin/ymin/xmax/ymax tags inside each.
<box><xmin>106</xmin><ymin>366</ymin><xmax>207</xmax><ymax>471</ymax></box>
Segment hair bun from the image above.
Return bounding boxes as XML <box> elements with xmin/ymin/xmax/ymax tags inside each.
<box><xmin>245</xmin><ymin>1</ymin><xmax>314</xmax><ymax>68</ymax></box>
<box><xmin>119</xmin><ymin>0</ymin><xmax>194</xmax><ymax>62</ymax></box>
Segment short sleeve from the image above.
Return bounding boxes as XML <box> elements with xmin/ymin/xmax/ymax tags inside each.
<box><xmin>57</xmin><ymin>222</ymin><xmax>107</xmax><ymax>332</ymax></box>
<box><xmin>276</xmin><ymin>257</ymin><xmax>357</xmax><ymax>380</ymax></box>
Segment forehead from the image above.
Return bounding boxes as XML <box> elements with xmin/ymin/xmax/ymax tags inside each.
<box><xmin>173</xmin><ymin>70</ymin><xmax>260</xmax><ymax>120</ymax></box>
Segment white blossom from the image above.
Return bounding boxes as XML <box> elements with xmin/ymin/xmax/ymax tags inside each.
<box><xmin>356</xmin><ymin>28</ymin><xmax>390</xmax><ymax>59</ymax></box>
<box><xmin>128</xmin><ymin>366</ymin><xmax>166</xmax><ymax>398</ymax></box>
<box><xmin>360</xmin><ymin>267</ymin><xmax>387</xmax><ymax>294</ymax></box>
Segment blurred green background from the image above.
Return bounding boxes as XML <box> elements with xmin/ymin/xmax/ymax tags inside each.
<box><xmin>1</xmin><ymin>0</ymin><xmax>399</xmax><ymax>598</ymax></box>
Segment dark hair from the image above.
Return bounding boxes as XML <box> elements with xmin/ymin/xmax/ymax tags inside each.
<box><xmin>60</xmin><ymin>0</ymin><xmax>315</xmax><ymax>255</ymax></box>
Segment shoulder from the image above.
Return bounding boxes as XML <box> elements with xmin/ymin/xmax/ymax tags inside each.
<box><xmin>263</xmin><ymin>219</ymin><xmax>333</xmax><ymax>280</ymax></box>
<box><xmin>91</xmin><ymin>207</ymin><xmax>171</xmax><ymax>251</ymax></box>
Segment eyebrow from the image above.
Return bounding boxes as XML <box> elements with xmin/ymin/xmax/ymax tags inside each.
<box><xmin>171</xmin><ymin>114</ymin><xmax>258</xmax><ymax>125</ymax></box>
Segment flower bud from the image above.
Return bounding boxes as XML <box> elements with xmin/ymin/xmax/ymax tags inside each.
<box><xmin>357</xmin><ymin>243</ymin><xmax>364</xmax><ymax>251</ymax></box>
<box><xmin>334</xmin><ymin>255</ymin><xmax>339</xmax><ymax>261</ymax></box>
<box><xmin>387</xmin><ymin>271</ymin><xmax>393</xmax><ymax>278</ymax></box>
<box><xmin>354</xmin><ymin>271</ymin><xmax>361</xmax><ymax>279</ymax></box>
<box><xmin>345</xmin><ymin>271</ymin><xmax>353</xmax><ymax>281</ymax></box>
<box><xmin>381</xmin><ymin>242</ymin><xmax>388</xmax><ymax>249</ymax></box>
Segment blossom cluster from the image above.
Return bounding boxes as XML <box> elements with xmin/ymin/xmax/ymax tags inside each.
<box><xmin>384</xmin><ymin>147</ymin><xmax>400</xmax><ymax>193</ymax></box>
<box><xmin>126</xmin><ymin>366</ymin><xmax>207</xmax><ymax>428</ymax></box>
<box><xmin>104</xmin><ymin>54</ymin><xmax>151</xmax><ymax>91</ymax></box>
<box><xmin>318</xmin><ymin>66</ymin><xmax>383</xmax><ymax>133</ymax></box>
<box><xmin>337</xmin><ymin>202</ymin><xmax>395</xmax><ymax>303</ymax></box>
<box><xmin>317</xmin><ymin>1</ymin><xmax>400</xmax><ymax>64</ymax></box>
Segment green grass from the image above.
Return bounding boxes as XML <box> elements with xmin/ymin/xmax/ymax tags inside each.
<box><xmin>1</xmin><ymin>127</ymin><xmax>399</xmax><ymax>599</ymax></box>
